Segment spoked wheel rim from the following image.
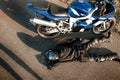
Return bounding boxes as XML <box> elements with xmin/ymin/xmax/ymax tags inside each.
<box><xmin>37</xmin><ymin>25</ymin><xmax>60</xmax><ymax>38</ymax></box>
<box><xmin>93</xmin><ymin>19</ymin><xmax>116</xmax><ymax>34</ymax></box>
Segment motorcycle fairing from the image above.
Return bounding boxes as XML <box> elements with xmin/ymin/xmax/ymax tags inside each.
<box><xmin>68</xmin><ymin>1</ymin><xmax>95</xmax><ymax>18</ymax></box>
<box><xmin>77</xmin><ymin>21</ymin><xmax>93</xmax><ymax>29</ymax></box>
<box><xmin>27</xmin><ymin>3</ymin><xmax>69</xmax><ymax>21</ymax></box>
<box><xmin>100</xmin><ymin>15</ymin><xmax>115</xmax><ymax>21</ymax></box>
<box><xmin>77</xmin><ymin>14</ymin><xmax>115</xmax><ymax>29</ymax></box>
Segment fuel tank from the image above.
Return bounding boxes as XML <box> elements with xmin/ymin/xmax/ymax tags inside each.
<box><xmin>68</xmin><ymin>1</ymin><xmax>95</xmax><ymax>18</ymax></box>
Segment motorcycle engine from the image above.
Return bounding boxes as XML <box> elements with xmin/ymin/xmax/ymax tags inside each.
<box><xmin>57</xmin><ymin>20</ymin><xmax>71</xmax><ymax>33</ymax></box>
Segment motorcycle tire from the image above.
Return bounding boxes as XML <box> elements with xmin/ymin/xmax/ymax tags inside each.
<box><xmin>92</xmin><ymin>19</ymin><xmax>116</xmax><ymax>34</ymax></box>
<box><xmin>37</xmin><ymin>25</ymin><xmax>60</xmax><ymax>38</ymax></box>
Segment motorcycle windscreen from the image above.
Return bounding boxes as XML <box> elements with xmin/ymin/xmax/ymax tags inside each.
<box><xmin>68</xmin><ymin>1</ymin><xmax>95</xmax><ymax>18</ymax></box>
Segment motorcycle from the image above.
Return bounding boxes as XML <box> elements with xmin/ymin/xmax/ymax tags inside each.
<box><xmin>27</xmin><ymin>0</ymin><xmax>116</xmax><ymax>38</ymax></box>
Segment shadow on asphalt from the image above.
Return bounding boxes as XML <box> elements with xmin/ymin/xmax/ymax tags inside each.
<box><xmin>87</xmin><ymin>47</ymin><xmax>118</xmax><ymax>56</ymax></box>
<box><xmin>0</xmin><ymin>0</ymin><xmax>36</xmax><ymax>32</ymax></box>
<box><xmin>113</xmin><ymin>58</ymin><xmax>120</xmax><ymax>63</ymax></box>
<box><xmin>0</xmin><ymin>44</ymin><xmax>42</xmax><ymax>80</ymax></box>
<box><xmin>0</xmin><ymin>58</ymin><xmax>22</xmax><ymax>80</ymax></box>
<box><xmin>17</xmin><ymin>32</ymin><xmax>57</xmax><ymax>67</ymax></box>
<box><xmin>17</xmin><ymin>32</ymin><xmax>56</xmax><ymax>52</ymax></box>
<box><xmin>87</xmin><ymin>48</ymin><xmax>120</xmax><ymax>63</ymax></box>
<box><xmin>87</xmin><ymin>48</ymin><xmax>120</xmax><ymax>62</ymax></box>
<box><xmin>35</xmin><ymin>54</ymin><xmax>48</xmax><ymax>67</ymax></box>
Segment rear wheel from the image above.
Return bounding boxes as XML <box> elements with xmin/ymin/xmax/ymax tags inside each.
<box><xmin>37</xmin><ymin>25</ymin><xmax>60</xmax><ymax>38</ymax></box>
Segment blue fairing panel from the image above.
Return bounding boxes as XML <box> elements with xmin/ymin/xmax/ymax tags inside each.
<box><xmin>68</xmin><ymin>1</ymin><xmax>95</xmax><ymax>18</ymax></box>
<box><xmin>77</xmin><ymin>21</ymin><xmax>93</xmax><ymax>29</ymax></box>
<box><xmin>27</xmin><ymin>3</ymin><xmax>68</xmax><ymax>21</ymax></box>
<box><xmin>75</xmin><ymin>1</ymin><xmax>94</xmax><ymax>14</ymax></box>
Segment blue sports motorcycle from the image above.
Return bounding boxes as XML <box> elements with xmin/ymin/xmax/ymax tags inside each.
<box><xmin>27</xmin><ymin>0</ymin><xmax>116</xmax><ymax>38</ymax></box>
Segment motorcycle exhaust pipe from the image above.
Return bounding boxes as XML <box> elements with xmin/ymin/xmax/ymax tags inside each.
<box><xmin>30</xmin><ymin>18</ymin><xmax>57</xmax><ymax>27</ymax></box>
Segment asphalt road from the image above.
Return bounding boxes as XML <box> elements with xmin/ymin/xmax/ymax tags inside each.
<box><xmin>0</xmin><ymin>0</ymin><xmax>120</xmax><ymax>80</ymax></box>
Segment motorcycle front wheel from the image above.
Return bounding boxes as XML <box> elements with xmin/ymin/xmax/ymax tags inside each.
<box><xmin>92</xmin><ymin>19</ymin><xmax>116</xmax><ymax>34</ymax></box>
<box><xmin>37</xmin><ymin>25</ymin><xmax>60</xmax><ymax>38</ymax></box>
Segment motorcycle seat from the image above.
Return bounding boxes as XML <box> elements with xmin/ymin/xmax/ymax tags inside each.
<box><xmin>46</xmin><ymin>5</ymin><xmax>69</xmax><ymax>18</ymax></box>
<box><xmin>30</xmin><ymin>3</ymin><xmax>69</xmax><ymax>18</ymax></box>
